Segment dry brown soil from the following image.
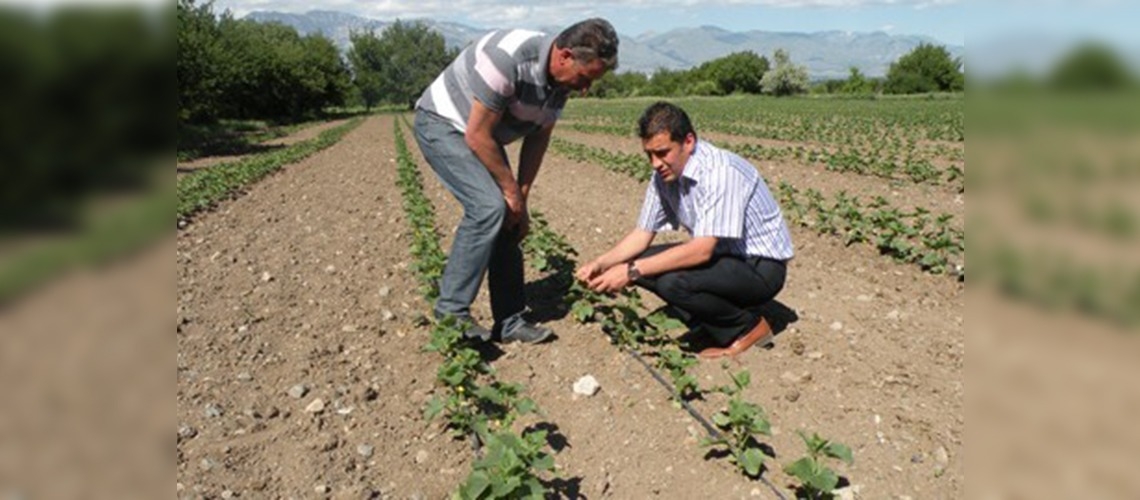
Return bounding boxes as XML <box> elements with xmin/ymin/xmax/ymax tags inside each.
<box><xmin>176</xmin><ymin>114</ymin><xmax>963</xmax><ymax>499</ymax></box>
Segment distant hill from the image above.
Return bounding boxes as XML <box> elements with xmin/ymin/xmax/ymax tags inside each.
<box><xmin>244</xmin><ymin>10</ymin><xmax>963</xmax><ymax>79</ymax></box>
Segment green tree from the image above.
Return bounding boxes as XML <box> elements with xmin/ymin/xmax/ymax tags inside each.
<box><xmin>347</xmin><ymin>30</ymin><xmax>386</xmax><ymax>110</ymax></box>
<box><xmin>884</xmin><ymin>43</ymin><xmax>963</xmax><ymax>94</ymax></box>
<box><xmin>695</xmin><ymin>51</ymin><xmax>770</xmax><ymax>95</ymax></box>
<box><xmin>212</xmin><ymin>18</ymin><xmax>348</xmax><ymax>121</ymax></box>
<box><xmin>350</xmin><ymin>20</ymin><xmax>455</xmax><ymax>109</ymax></box>
<box><xmin>842</xmin><ymin>66</ymin><xmax>873</xmax><ymax>94</ymax></box>
<box><xmin>1048</xmin><ymin>42</ymin><xmax>1136</xmax><ymax>92</ymax></box>
<box><xmin>760</xmin><ymin>48</ymin><xmax>809</xmax><ymax>97</ymax></box>
<box><xmin>589</xmin><ymin>71</ymin><xmax>649</xmax><ymax>98</ymax></box>
<box><xmin>177</xmin><ymin>0</ymin><xmax>224</xmax><ymax>124</ymax></box>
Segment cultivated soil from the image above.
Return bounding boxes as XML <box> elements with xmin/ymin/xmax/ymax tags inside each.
<box><xmin>176</xmin><ymin>113</ymin><xmax>964</xmax><ymax>499</ymax></box>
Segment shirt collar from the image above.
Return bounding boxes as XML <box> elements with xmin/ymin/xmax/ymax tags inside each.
<box><xmin>680</xmin><ymin>139</ymin><xmax>704</xmax><ymax>182</ymax></box>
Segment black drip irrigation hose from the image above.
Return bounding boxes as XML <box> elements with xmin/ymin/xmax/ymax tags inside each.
<box><xmin>603</xmin><ymin>330</ymin><xmax>789</xmax><ymax>500</ymax></box>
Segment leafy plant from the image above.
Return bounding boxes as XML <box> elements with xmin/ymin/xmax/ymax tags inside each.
<box><xmin>456</xmin><ymin>429</ymin><xmax>554</xmax><ymax>499</ymax></box>
<box><xmin>783</xmin><ymin>431</ymin><xmax>854</xmax><ymax>499</ymax></box>
<box><xmin>704</xmin><ymin>369</ymin><xmax>772</xmax><ymax>478</ymax></box>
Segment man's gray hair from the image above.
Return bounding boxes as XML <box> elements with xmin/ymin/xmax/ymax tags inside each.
<box><xmin>555</xmin><ymin>18</ymin><xmax>619</xmax><ymax>71</ymax></box>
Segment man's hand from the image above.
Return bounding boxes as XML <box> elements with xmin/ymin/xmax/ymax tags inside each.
<box><xmin>575</xmin><ymin>260</ymin><xmax>605</xmax><ymax>283</ymax></box>
<box><xmin>503</xmin><ymin>188</ymin><xmax>525</xmax><ymax>229</ymax></box>
<box><xmin>515</xmin><ymin>209</ymin><xmax>531</xmax><ymax>244</ymax></box>
<box><xmin>587</xmin><ymin>264</ymin><xmax>631</xmax><ymax>293</ymax></box>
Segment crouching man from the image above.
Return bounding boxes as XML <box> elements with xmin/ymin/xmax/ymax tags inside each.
<box><xmin>575</xmin><ymin>101</ymin><xmax>794</xmax><ymax>359</ymax></box>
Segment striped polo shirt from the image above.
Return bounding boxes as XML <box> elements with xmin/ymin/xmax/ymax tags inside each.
<box><xmin>636</xmin><ymin>140</ymin><xmax>795</xmax><ymax>261</ymax></box>
<box><xmin>415</xmin><ymin>29</ymin><xmax>570</xmax><ymax>145</ymax></box>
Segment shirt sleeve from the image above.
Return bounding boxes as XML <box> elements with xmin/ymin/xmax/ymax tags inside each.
<box><xmin>636</xmin><ymin>179</ymin><xmax>670</xmax><ymax>232</ymax></box>
<box><xmin>692</xmin><ymin>167</ymin><xmax>749</xmax><ymax>239</ymax></box>
<box><xmin>470</xmin><ymin>33</ymin><xmax>519</xmax><ymax>113</ymax></box>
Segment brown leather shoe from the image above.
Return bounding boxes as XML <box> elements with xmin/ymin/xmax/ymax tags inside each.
<box><xmin>699</xmin><ymin>318</ymin><xmax>774</xmax><ymax>359</ymax></box>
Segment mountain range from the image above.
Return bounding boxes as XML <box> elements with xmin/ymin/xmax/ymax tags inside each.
<box><xmin>244</xmin><ymin>10</ymin><xmax>963</xmax><ymax>79</ymax></box>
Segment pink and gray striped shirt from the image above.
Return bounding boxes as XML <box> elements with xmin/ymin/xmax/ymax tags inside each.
<box><xmin>415</xmin><ymin>29</ymin><xmax>569</xmax><ymax>145</ymax></box>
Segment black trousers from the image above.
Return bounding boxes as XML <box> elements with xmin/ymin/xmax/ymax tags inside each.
<box><xmin>634</xmin><ymin>244</ymin><xmax>787</xmax><ymax>346</ymax></box>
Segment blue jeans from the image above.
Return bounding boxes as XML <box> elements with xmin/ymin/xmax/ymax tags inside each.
<box><xmin>413</xmin><ymin>110</ymin><xmax>527</xmax><ymax>334</ymax></box>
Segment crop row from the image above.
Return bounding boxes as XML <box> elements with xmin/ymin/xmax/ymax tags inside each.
<box><xmin>776</xmin><ymin>183</ymin><xmax>965</xmax><ymax>277</ymax></box>
<box><xmin>520</xmin><ymin>210</ymin><xmax>854</xmax><ymax>497</ymax></box>
<box><xmin>729</xmin><ymin>142</ymin><xmax>963</xmax><ymax>192</ymax></box>
<box><xmin>562</xmin><ymin>96</ymin><xmax>965</xmax><ymax>147</ymax></box>
<box><xmin>971</xmin><ymin>238</ymin><xmax>1140</xmax><ymax>327</ymax></box>
<box><xmin>392</xmin><ymin>118</ymin><xmax>557</xmax><ymax>499</ymax></box>
<box><xmin>551</xmin><ymin>134</ymin><xmax>962</xmax><ymax>193</ymax></box>
<box><xmin>548</xmin><ymin>136</ymin><xmax>964</xmax><ymax>278</ymax></box>
<box><xmin>177</xmin><ymin>117</ymin><xmax>363</xmax><ymax>221</ymax></box>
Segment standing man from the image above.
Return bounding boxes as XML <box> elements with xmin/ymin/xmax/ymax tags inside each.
<box><xmin>576</xmin><ymin>102</ymin><xmax>795</xmax><ymax>359</ymax></box>
<box><xmin>414</xmin><ymin>19</ymin><xmax>619</xmax><ymax>343</ymax></box>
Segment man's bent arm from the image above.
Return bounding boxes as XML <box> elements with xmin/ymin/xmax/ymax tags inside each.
<box><xmin>517</xmin><ymin>123</ymin><xmax>554</xmax><ymax>200</ymax></box>
<box><xmin>465</xmin><ymin>100</ymin><xmax>519</xmax><ymax>199</ymax></box>
<box><xmin>593</xmin><ymin>229</ymin><xmax>656</xmax><ymax>271</ymax></box>
<box><xmin>633</xmin><ymin>236</ymin><xmax>717</xmax><ymax>277</ymax></box>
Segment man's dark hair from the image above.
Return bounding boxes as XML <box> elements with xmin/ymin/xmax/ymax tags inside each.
<box><xmin>638</xmin><ymin>101</ymin><xmax>697</xmax><ymax>143</ymax></box>
<box><xmin>555</xmin><ymin>18</ymin><xmax>619</xmax><ymax>71</ymax></box>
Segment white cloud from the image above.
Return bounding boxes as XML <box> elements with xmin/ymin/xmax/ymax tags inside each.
<box><xmin>215</xmin><ymin>0</ymin><xmax>962</xmax><ymax>22</ymax></box>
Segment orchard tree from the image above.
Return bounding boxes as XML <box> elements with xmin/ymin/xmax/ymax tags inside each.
<box><xmin>842</xmin><ymin>67</ymin><xmax>873</xmax><ymax>94</ymax></box>
<box><xmin>350</xmin><ymin>20</ymin><xmax>455</xmax><ymax>109</ymax></box>
<box><xmin>760</xmin><ymin>48</ymin><xmax>809</xmax><ymax>96</ymax></box>
<box><xmin>177</xmin><ymin>0</ymin><xmax>224</xmax><ymax>123</ymax></box>
<box><xmin>696</xmin><ymin>51</ymin><xmax>769</xmax><ymax>94</ymax></box>
<box><xmin>1048</xmin><ymin>42</ymin><xmax>1135</xmax><ymax>92</ymax></box>
<box><xmin>347</xmin><ymin>30</ymin><xmax>386</xmax><ymax>110</ymax></box>
<box><xmin>884</xmin><ymin>43</ymin><xmax>963</xmax><ymax>94</ymax></box>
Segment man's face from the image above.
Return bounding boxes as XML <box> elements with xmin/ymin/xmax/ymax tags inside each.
<box><xmin>551</xmin><ymin>48</ymin><xmax>608</xmax><ymax>92</ymax></box>
<box><xmin>642</xmin><ymin>131</ymin><xmax>695</xmax><ymax>183</ymax></box>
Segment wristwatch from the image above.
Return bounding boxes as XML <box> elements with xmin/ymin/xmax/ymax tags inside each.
<box><xmin>627</xmin><ymin>261</ymin><xmax>642</xmax><ymax>281</ymax></box>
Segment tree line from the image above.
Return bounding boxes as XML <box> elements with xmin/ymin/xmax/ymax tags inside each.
<box><xmin>178</xmin><ymin>0</ymin><xmax>351</xmax><ymax>125</ymax></box>
<box><xmin>2</xmin><ymin>6</ymin><xmax>167</xmax><ymax>232</ymax></box>
<box><xmin>592</xmin><ymin>43</ymin><xmax>965</xmax><ymax>98</ymax></box>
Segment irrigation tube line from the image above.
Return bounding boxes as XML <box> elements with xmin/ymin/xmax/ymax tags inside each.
<box><xmin>604</xmin><ymin>330</ymin><xmax>789</xmax><ymax>500</ymax></box>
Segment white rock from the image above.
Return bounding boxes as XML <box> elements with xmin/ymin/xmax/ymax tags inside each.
<box><xmin>378</xmin><ymin>286</ymin><xmax>391</xmax><ymax>297</ymax></box>
<box><xmin>573</xmin><ymin>375</ymin><xmax>600</xmax><ymax>396</ymax></box>
<box><xmin>934</xmin><ymin>445</ymin><xmax>949</xmax><ymax>464</ymax></box>
<box><xmin>834</xmin><ymin>484</ymin><xmax>863</xmax><ymax>500</ymax></box>
<box><xmin>830</xmin><ymin>321</ymin><xmax>844</xmax><ymax>331</ymax></box>
<box><xmin>807</xmin><ymin>351</ymin><xmax>824</xmax><ymax>360</ymax></box>
<box><xmin>288</xmin><ymin>384</ymin><xmax>308</xmax><ymax>399</ymax></box>
<box><xmin>305</xmin><ymin>398</ymin><xmax>326</xmax><ymax>414</ymax></box>
<box><xmin>261</xmin><ymin>271</ymin><xmax>272</xmax><ymax>282</ymax></box>
<box><xmin>415</xmin><ymin>449</ymin><xmax>429</xmax><ymax>464</ymax></box>
<box><xmin>382</xmin><ymin>310</ymin><xmax>396</xmax><ymax>322</ymax></box>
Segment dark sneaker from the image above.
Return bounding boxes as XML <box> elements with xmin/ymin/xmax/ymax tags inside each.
<box><xmin>434</xmin><ymin>313</ymin><xmax>492</xmax><ymax>341</ymax></box>
<box><xmin>500</xmin><ymin>321</ymin><xmax>553</xmax><ymax>344</ymax></box>
<box><xmin>461</xmin><ymin>321</ymin><xmax>492</xmax><ymax>341</ymax></box>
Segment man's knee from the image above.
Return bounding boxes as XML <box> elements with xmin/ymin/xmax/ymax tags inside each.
<box><xmin>467</xmin><ymin>197</ymin><xmax>506</xmax><ymax>228</ymax></box>
<box><xmin>654</xmin><ymin>272</ymin><xmax>693</xmax><ymax>302</ymax></box>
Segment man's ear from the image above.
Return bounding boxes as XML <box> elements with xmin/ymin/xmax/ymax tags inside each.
<box><xmin>683</xmin><ymin>132</ymin><xmax>697</xmax><ymax>152</ymax></box>
<box><xmin>557</xmin><ymin>47</ymin><xmax>576</xmax><ymax>66</ymax></box>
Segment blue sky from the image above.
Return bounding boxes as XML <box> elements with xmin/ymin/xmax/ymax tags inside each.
<box><xmin>208</xmin><ymin>0</ymin><xmax>971</xmax><ymax>46</ymax></box>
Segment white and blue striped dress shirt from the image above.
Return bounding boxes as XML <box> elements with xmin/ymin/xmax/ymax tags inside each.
<box><xmin>636</xmin><ymin>140</ymin><xmax>795</xmax><ymax>261</ymax></box>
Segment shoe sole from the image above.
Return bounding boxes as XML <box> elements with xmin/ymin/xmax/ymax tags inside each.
<box><xmin>503</xmin><ymin>329</ymin><xmax>553</xmax><ymax>344</ymax></box>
